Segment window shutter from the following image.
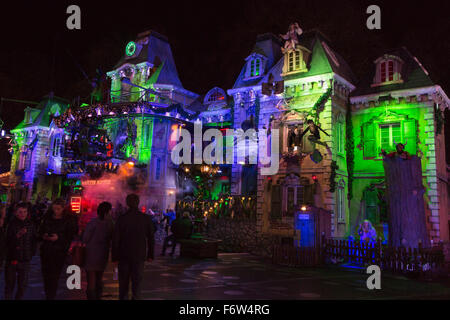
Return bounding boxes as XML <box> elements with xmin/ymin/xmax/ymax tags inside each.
<box><xmin>362</xmin><ymin>122</ymin><xmax>377</xmax><ymax>158</ymax></box>
<box><xmin>303</xmin><ymin>184</ymin><xmax>314</xmax><ymax>205</ymax></box>
<box><xmin>402</xmin><ymin>119</ymin><xmax>417</xmax><ymax>155</ymax></box>
<box><xmin>271</xmin><ymin>185</ymin><xmax>282</xmax><ymax>220</ymax></box>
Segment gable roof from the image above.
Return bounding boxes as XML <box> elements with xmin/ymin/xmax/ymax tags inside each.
<box><xmin>350</xmin><ymin>46</ymin><xmax>435</xmax><ymax>97</ymax></box>
<box><xmin>12</xmin><ymin>95</ymin><xmax>69</xmax><ymax>131</ymax></box>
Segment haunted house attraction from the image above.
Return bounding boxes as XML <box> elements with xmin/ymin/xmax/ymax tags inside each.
<box><xmin>7</xmin><ymin>26</ymin><xmax>450</xmax><ymax>247</ymax></box>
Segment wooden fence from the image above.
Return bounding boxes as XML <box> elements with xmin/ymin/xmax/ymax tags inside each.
<box><xmin>272</xmin><ymin>237</ymin><xmax>445</xmax><ymax>274</ymax></box>
<box><xmin>323</xmin><ymin>238</ymin><xmax>445</xmax><ymax>273</ymax></box>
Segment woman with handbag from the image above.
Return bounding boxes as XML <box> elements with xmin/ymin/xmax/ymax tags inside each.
<box><xmin>82</xmin><ymin>202</ymin><xmax>114</xmax><ymax>300</ymax></box>
<box><xmin>39</xmin><ymin>198</ymin><xmax>78</xmax><ymax>300</ymax></box>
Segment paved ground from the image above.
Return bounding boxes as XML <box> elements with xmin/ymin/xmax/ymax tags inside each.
<box><xmin>1</xmin><ymin>242</ymin><xmax>450</xmax><ymax>300</ymax></box>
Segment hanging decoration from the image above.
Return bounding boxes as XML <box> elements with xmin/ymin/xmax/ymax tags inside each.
<box><xmin>329</xmin><ymin>160</ymin><xmax>339</xmax><ymax>192</ymax></box>
<box><xmin>345</xmin><ymin>99</ymin><xmax>355</xmax><ymax>200</ymax></box>
<box><xmin>53</xmin><ymin>101</ymin><xmax>200</xmax><ymax>128</ymax></box>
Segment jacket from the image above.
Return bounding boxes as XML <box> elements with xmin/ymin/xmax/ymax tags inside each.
<box><xmin>112</xmin><ymin>208</ymin><xmax>155</xmax><ymax>263</ymax></box>
<box><xmin>82</xmin><ymin>217</ymin><xmax>114</xmax><ymax>271</ymax></box>
<box><xmin>39</xmin><ymin>213</ymin><xmax>78</xmax><ymax>257</ymax></box>
<box><xmin>5</xmin><ymin>216</ymin><xmax>38</xmax><ymax>262</ymax></box>
<box><xmin>171</xmin><ymin>217</ymin><xmax>193</xmax><ymax>240</ymax></box>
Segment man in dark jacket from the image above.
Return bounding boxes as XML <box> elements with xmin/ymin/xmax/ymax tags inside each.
<box><xmin>112</xmin><ymin>194</ymin><xmax>154</xmax><ymax>300</ymax></box>
<box><xmin>161</xmin><ymin>212</ymin><xmax>192</xmax><ymax>256</ymax></box>
<box><xmin>4</xmin><ymin>202</ymin><xmax>38</xmax><ymax>300</ymax></box>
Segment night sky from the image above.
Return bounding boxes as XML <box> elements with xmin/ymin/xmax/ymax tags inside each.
<box><xmin>0</xmin><ymin>0</ymin><xmax>449</xmax><ymax>170</ymax></box>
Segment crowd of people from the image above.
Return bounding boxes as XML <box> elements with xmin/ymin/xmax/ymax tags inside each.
<box><xmin>0</xmin><ymin>194</ymin><xmax>194</xmax><ymax>300</ymax></box>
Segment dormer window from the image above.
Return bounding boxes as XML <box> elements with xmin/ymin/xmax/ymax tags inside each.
<box><xmin>244</xmin><ymin>53</ymin><xmax>266</xmax><ymax>79</ymax></box>
<box><xmin>281</xmin><ymin>45</ymin><xmax>311</xmax><ymax>76</ymax></box>
<box><xmin>372</xmin><ymin>55</ymin><xmax>404</xmax><ymax>87</ymax></box>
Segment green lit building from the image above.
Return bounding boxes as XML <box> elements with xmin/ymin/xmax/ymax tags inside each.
<box><xmin>228</xmin><ymin>29</ymin><xmax>449</xmax><ymax>243</ymax></box>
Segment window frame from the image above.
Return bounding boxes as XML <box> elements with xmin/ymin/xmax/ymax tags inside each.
<box><xmin>379</xmin><ymin>122</ymin><xmax>402</xmax><ymax>153</ymax></box>
<box><xmin>372</xmin><ymin>55</ymin><xmax>404</xmax><ymax>87</ymax></box>
<box><xmin>336</xmin><ymin>180</ymin><xmax>346</xmax><ymax>223</ymax></box>
<box><xmin>154</xmin><ymin>156</ymin><xmax>161</xmax><ymax>181</ymax></box>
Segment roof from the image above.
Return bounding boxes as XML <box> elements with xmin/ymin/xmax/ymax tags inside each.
<box><xmin>232</xmin><ymin>33</ymin><xmax>283</xmax><ymax>89</ymax></box>
<box><xmin>350</xmin><ymin>46</ymin><xmax>435</xmax><ymax>97</ymax></box>
<box><xmin>232</xmin><ymin>30</ymin><xmax>356</xmax><ymax>90</ymax></box>
<box><xmin>113</xmin><ymin>30</ymin><xmax>184</xmax><ymax>88</ymax></box>
<box><xmin>13</xmin><ymin>95</ymin><xmax>69</xmax><ymax>131</ymax></box>
<box><xmin>282</xmin><ymin>30</ymin><xmax>357</xmax><ymax>84</ymax></box>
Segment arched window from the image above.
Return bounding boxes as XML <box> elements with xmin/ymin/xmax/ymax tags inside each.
<box><xmin>204</xmin><ymin>87</ymin><xmax>226</xmax><ymax>105</ymax></box>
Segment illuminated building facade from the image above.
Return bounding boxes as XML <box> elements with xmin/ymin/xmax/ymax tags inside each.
<box><xmin>7</xmin><ymin>29</ymin><xmax>450</xmax><ymax>243</ymax></box>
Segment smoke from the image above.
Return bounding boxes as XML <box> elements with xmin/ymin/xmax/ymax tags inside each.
<box><xmin>80</xmin><ymin>162</ymin><xmax>148</xmax><ymax>217</ymax></box>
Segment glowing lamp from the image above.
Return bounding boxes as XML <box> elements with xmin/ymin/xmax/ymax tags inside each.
<box><xmin>312</xmin><ymin>175</ymin><xmax>318</xmax><ymax>181</ymax></box>
<box><xmin>301</xmin><ymin>205</ymin><xmax>307</xmax><ymax>211</ymax></box>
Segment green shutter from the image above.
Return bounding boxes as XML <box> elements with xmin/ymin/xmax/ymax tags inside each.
<box><xmin>362</xmin><ymin>122</ymin><xmax>377</xmax><ymax>158</ymax></box>
<box><xmin>402</xmin><ymin>119</ymin><xmax>417</xmax><ymax>155</ymax></box>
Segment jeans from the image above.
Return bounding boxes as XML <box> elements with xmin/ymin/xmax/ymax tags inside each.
<box><xmin>118</xmin><ymin>261</ymin><xmax>144</xmax><ymax>300</ymax></box>
<box><xmin>41</xmin><ymin>253</ymin><xmax>66</xmax><ymax>300</ymax></box>
<box><xmin>4</xmin><ymin>261</ymin><xmax>30</xmax><ymax>300</ymax></box>
<box><xmin>86</xmin><ymin>270</ymin><xmax>104</xmax><ymax>300</ymax></box>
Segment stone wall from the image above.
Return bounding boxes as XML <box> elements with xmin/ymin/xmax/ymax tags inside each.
<box><xmin>204</xmin><ymin>218</ymin><xmax>280</xmax><ymax>257</ymax></box>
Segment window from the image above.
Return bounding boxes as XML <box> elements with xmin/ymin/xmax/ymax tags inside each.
<box><xmin>362</xmin><ymin>116</ymin><xmax>417</xmax><ymax>159</ymax></box>
<box><xmin>288</xmin><ymin>50</ymin><xmax>301</xmax><ymax>72</ymax></box>
<box><xmin>336</xmin><ymin>121</ymin><xmax>345</xmax><ymax>154</ymax></box>
<box><xmin>204</xmin><ymin>87</ymin><xmax>226</xmax><ymax>104</ymax></box>
<box><xmin>249</xmin><ymin>58</ymin><xmax>261</xmax><ymax>77</ymax></box>
<box><xmin>142</xmin><ymin>121</ymin><xmax>151</xmax><ymax>148</ymax></box>
<box><xmin>380</xmin><ymin>60</ymin><xmax>394</xmax><ymax>82</ymax></box>
<box><xmin>155</xmin><ymin>157</ymin><xmax>161</xmax><ymax>181</ymax></box>
<box><xmin>336</xmin><ymin>180</ymin><xmax>345</xmax><ymax>222</ymax></box>
<box><xmin>285</xmin><ymin>185</ymin><xmax>304</xmax><ymax>216</ymax></box>
<box><xmin>373</xmin><ymin>55</ymin><xmax>403</xmax><ymax>86</ymax></box>
<box><xmin>52</xmin><ymin>136</ymin><xmax>61</xmax><ymax>157</ymax></box>
<box><xmin>379</xmin><ymin>123</ymin><xmax>401</xmax><ymax>152</ymax></box>
<box><xmin>282</xmin><ymin>48</ymin><xmax>310</xmax><ymax>75</ymax></box>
